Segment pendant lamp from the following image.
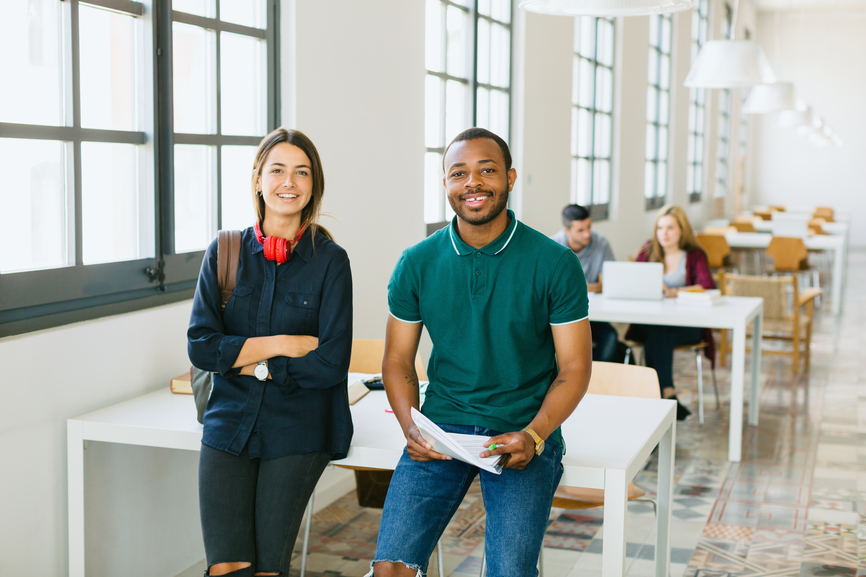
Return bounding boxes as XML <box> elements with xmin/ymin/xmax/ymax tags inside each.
<box><xmin>742</xmin><ymin>82</ymin><xmax>796</xmax><ymax>114</ymax></box>
<box><xmin>518</xmin><ymin>0</ymin><xmax>692</xmax><ymax>16</ymax></box>
<box><xmin>778</xmin><ymin>106</ymin><xmax>812</xmax><ymax>129</ymax></box>
<box><xmin>797</xmin><ymin>115</ymin><xmax>823</xmax><ymax>136</ymax></box>
<box><xmin>684</xmin><ymin>40</ymin><xmax>776</xmax><ymax>88</ymax></box>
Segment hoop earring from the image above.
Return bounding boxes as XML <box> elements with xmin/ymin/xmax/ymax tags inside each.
<box><xmin>256</xmin><ymin>189</ymin><xmax>262</xmax><ymax>196</ymax></box>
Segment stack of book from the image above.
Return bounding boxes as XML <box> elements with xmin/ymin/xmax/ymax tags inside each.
<box><xmin>676</xmin><ymin>288</ymin><xmax>722</xmax><ymax>306</ymax></box>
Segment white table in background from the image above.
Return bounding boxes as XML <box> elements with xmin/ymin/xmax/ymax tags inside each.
<box><xmin>588</xmin><ymin>293</ymin><xmax>763</xmax><ymax>462</ymax></box>
<box><xmin>68</xmin><ymin>382</ymin><xmax>676</xmax><ymax>577</ymax></box>
<box><xmin>724</xmin><ymin>232</ymin><xmax>847</xmax><ymax>316</ymax></box>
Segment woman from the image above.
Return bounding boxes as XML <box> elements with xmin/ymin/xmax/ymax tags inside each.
<box><xmin>628</xmin><ymin>204</ymin><xmax>715</xmax><ymax>421</ymax></box>
<box><xmin>188</xmin><ymin>128</ymin><xmax>353</xmax><ymax>577</ymax></box>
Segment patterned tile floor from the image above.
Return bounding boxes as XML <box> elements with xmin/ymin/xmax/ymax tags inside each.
<box><xmin>288</xmin><ymin>248</ymin><xmax>866</xmax><ymax>577</ymax></box>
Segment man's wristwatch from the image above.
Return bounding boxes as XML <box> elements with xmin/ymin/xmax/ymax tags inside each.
<box><xmin>522</xmin><ymin>427</ymin><xmax>545</xmax><ymax>456</ymax></box>
<box><xmin>254</xmin><ymin>360</ymin><xmax>269</xmax><ymax>381</ymax></box>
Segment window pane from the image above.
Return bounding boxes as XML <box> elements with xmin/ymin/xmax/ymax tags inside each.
<box><xmin>174</xmin><ymin>144</ymin><xmax>215</xmax><ymax>253</ymax></box>
<box><xmin>0</xmin><ymin>0</ymin><xmax>64</xmax><ymax>126</ymax></box>
<box><xmin>220</xmin><ymin>0</ymin><xmax>265</xmax><ymax>29</ymax></box>
<box><xmin>497</xmin><ymin>25</ymin><xmax>511</xmax><ymax>88</ymax></box>
<box><xmin>658</xmin><ymin>126</ymin><xmax>668</xmax><ymax>160</ymax></box>
<box><xmin>646</xmin><ymin>124</ymin><xmax>657</xmax><ymax>160</ymax></box>
<box><xmin>697</xmin><ymin>105</ymin><xmax>705</xmax><ymax>132</ymax></box>
<box><xmin>444</xmin><ymin>79</ymin><xmax>468</xmax><ymax>144</ymax></box>
<box><xmin>0</xmin><ymin>138</ymin><xmax>67</xmax><ymax>273</ymax></box>
<box><xmin>575</xmin><ymin>158</ymin><xmax>592</xmax><ymax>205</ymax></box>
<box><xmin>648</xmin><ymin>50</ymin><xmax>658</xmax><ymax>85</ymax></box>
<box><xmin>661</xmin><ymin>17</ymin><xmax>672</xmax><ymax>53</ymax></box>
<box><xmin>477</xmin><ymin>18</ymin><xmax>490</xmax><ymax>85</ymax></box>
<box><xmin>492</xmin><ymin>90</ymin><xmax>509</xmax><ymax>139</ymax></box>
<box><xmin>696</xmin><ymin>135</ymin><xmax>704</xmax><ymax>159</ymax></box>
<box><xmin>595</xmin><ymin>113</ymin><xmax>611</xmax><ymax>158</ymax></box>
<box><xmin>79</xmin><ymin>5</ymin><xmax>136</xmax><ymax>131</ymax></box>
<box><xmin>221</xmin><ymin>145</ymin><xmax>257</xmax><ymax>232</ymax></box>
<box><xmin>578</xmin><ymin>59</ymin><xmax>594</xmax><ymax>108</ymax></box>
<box><xmin>425</xmin><ymin>0</ymin><xmax>443</xmax><ymax>73</ymax></box>
<box><xmin>595</xmin><ymin>65</ymin><xmax>612</xmax><ymax>113</ymax></box>
<box><xmin>173</xmin><ymin>23</ymin><xmax>216</xmax><ymax>134</ymax></box>
<box><xmin>649</xmin><ymin>15</ymin><xmax>659</xmax><ymax>47</ymax></box>
<box><xmin>173</xmin><ymin>0</ymin><xmax>215</xmax><ymax>18</ymax></box>
<box><xmin>570</xmin><ymin>108</ymin><xmax>579</xmax><ymax>157</ymax></box>
<box><xmin>647</xmin><ymin>86</ymin><xmax>658</xmax><ymax>121</ymax></box>
<box><xmin>491</xmin><ymin>0</ymin><xmax>510</xmax><ymax>23</ymax></box>
<box><xmin>659</xmin><ymin>90</ymin><xmax>669</xmax><ymax>125</ymax></box>
<box><xmin>593</xmin><ymin>160</ymin><xmax>610</xmax><ymax>204</ymax></box>
<box><xmin>645</xmin><ymin>161</ymin><xmax>654</xmax><ymax>199</ymax></box>
<box><xmin>220</xmin><ymin>33</ymin><xmax>266</xmax><ymax>136</ymax></box>
<box><xmin>660</xmin><ymin>54</ymin><xmax>671</xmax><ymax>90</ymax></box>
<box><xmin>686</xmin><ymin>164</ymin><xmax>694</xmax><ymax>193</ymax></box>
<box><xmin>479</xmin><ymin>0</ymin><xmax>492</xmax><ymax>16</ymax></box>
<box><xmin>476</xmin><ymin>86</ymin><xmax>490</xmax><ymax>131</ymax></box>
<box><xmin>578</xmin><ymin>17</ymin><xmax>595</xmax><ymax>59</ymax></box>
<box><xmin>656</xmin><ymin>161</ymin><xmax>667</xmax><ymax>198</ymax></box>
<box><xmin>688</xmin><ymin>97</ymin><xmax>696</xmax><ymax>132</ymax></box>
<box><xmin>695</xmin><ymin>165</ymin><xmax>703</xmax><ymax>192</ymax></box>
<box><xmin>446</xmin><ymin>5</ymin><xmax>467</xmax><ymax>78</ymax></box>
<box><xmin>597</xmin><ymin>19</ymin><xmax>614</xmax><ymax>67</ymax></box>
<box><xmin>425</xmin><ymin>75</ymin><xmax>443</xmax><ymax>149</ymax></box>
<box><xmin>425</xmin><ymin>152</ymin><xmax>444</xmax><ymax>224</ymax></box>
<box><xmin>81</xmin><ymin>143</ymin><xmax>143</xmax><ymax>265</ymax></box>
<box><xmin>577</xmin><ymin>108</ymin><xmax>593</xmax><ymax>158</ymax></box>
<box><xmin>687</xmin><ymin>134</ymin><xmax>696</xmax><ymax>162</ymax></box>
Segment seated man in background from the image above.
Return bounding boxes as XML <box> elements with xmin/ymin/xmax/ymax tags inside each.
<box><xmin>551</xmin><ymin>204</ymin><xmax>618</xmax><ymax>362</ymax></box>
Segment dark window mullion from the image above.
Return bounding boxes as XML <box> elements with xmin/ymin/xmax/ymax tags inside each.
<box><xmin>70</xmin><ymin>0</ymin><xmax>84</xmax><ymax>267</ymax></box>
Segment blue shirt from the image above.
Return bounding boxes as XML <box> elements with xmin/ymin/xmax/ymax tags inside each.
<box><xmin>188</xmin><ymin>227</ymin><xmax>354</xmax><ymax>460</ymax></box>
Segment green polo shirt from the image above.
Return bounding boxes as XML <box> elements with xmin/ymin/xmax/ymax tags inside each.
<box><xmin>388</xmin><ymin>210</ymin><xmax>588</xmax><ymax>451</ymax></box>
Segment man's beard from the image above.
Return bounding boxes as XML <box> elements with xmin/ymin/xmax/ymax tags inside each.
<box><xmin>448</xmin><ymin>187</ymin><xmax>509</xmax><ymax>226</ymax></box>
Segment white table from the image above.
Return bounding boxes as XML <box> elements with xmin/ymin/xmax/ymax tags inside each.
<box><xmin>588</xmin><ymin>293</ymin><xmax>763</xmax><ymax>462</ymax></box>
<box><xmin>68</xmin><ymin>386</ymin><xmax>676</xmax><ymax>577</ymax></box>
<box><xmin>724</xmin><ymin>232</ymin><xmax>847</xmax><ymax>316</ymax></box>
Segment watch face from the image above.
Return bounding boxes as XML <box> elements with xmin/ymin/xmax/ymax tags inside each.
<box><xmin>255</xmin><ymin>363</ymin><xmax>268</xmax><ymax>380</ymax></box>
<box><xmin>537</xmin><ymin>440</ymin><xmax>545</xmax><ymax>455</ymax></box>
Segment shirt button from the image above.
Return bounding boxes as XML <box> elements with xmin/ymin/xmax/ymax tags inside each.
<box><xmin>476</xmin><ymin>252</ymin><xmax>482</xmax><ymax>258</ymax></box>
<box><xmin>475</xmin><ymin>270</ymin><xmax>481</xmax><ymax>276</ymax></box>
<box><xmin>303</xmin><ymin>300</ymin><xmax>308</xmax><ymax>305</ymax></box>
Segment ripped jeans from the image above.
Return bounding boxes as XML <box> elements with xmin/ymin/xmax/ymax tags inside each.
<box><xmin>372</xmin><ymin>424</ymin><xmax>563</xmax><ymax>577</ymax></box>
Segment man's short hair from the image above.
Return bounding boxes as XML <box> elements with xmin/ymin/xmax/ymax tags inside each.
<box><xmin>562</xmin><ymin>204</ymin><xmax>591</xmax><ymax>227</ymax></box>
<box><xmin>443</xmin><ymin>127</ymin><xmax>512</xmax><ymax>172</ymax></box>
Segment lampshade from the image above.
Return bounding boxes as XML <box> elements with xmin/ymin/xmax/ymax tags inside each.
<box><xmin>742</xmin><ymin>82</ymin><xmax>796</xmax><ymax>114</ymax></box>
<box><xmin>797</xmin><ymin>115</ymin><xmax>823</xmax><ymax>136</ymax></box>
<box><xmin>684</xmin><ymin>40</ymin><xmax>776</xmax><ymax>88</ymax></box>
<box><xmin>518</xmin><ymin>0</ymin><xmax>693</xmax><ymax>16</ymax></box>
<box><xmin>778</xmin><ymin>106</ymin><xmax>812</xmax><ymax>128</ymax></box>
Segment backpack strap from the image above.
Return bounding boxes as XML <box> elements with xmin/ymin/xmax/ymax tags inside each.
<box><xmin>216</xmin><ymin>230</ymin><xmax>242</xmax><ymax>310</ymax></box>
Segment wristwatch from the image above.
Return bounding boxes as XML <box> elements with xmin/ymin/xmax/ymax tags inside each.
<box><xmin>522</xmin><ymin>427</ymin><xmax>545</xmax><ymax>456</ymax></box>
<box><xmin>254</xmin><ymin>360</ymin><xmax>269</xmax><ymax>381</ymax></box>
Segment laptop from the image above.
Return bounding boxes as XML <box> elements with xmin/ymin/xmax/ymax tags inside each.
<box><xmin>602</xmin><ymin>261</ymin><xmax>664</xmax><ymax>300</ymax></box>
<box><xmin>771</xmin><ymin>213</ymin><xmax>809</xmax><ymax>238</ymax></box>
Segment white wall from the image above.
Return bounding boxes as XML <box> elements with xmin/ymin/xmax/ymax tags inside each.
<box><xmin>749</xmin><ymin>8</ymin><xmax>866</xmax><ymax>245</ymax></box>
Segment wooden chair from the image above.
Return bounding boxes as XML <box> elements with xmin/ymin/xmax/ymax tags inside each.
<box><xmin>813</xmin><ymin>207</ymin><xmax>834</xmax><ymax>222</ymax></box>
<box><xmin>704</xmin><ymin>225</ymin><xmax>738</xmax><ymax>236</ymax></box>
<box><xmin>696</xmin><ymin>233</ymin><xmax>733</xmax><ymax>270</ymax></box>
<box><xmin>769</xmin><ymin>205</ymin><xmax>786</xmax><ymax>212</ymax></box>
<box><xmin>753</xmin><ymin>209</ymin><xmax>775</xmax><ymax>221</ymax></box>
<box><xmin>718</xmin><ymin>274</ymin><xmax>821</xmax><ymax>375</ymax></box>
<box><xmin>808</xmin><ymin>217</ymin><xmax>826</xmax><ymax>235</ymax></box>
<box><xmin>730</xmin><ymin>220</ymin><xmax>756</xmax><ymax>233</ymax></box>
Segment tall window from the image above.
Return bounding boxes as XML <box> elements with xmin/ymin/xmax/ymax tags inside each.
<box><xmin>715</xmin><ymin>3</ymin><xmax>733</xmax><ymax>198</ymax></box>
<box><xmin>424</xmin><ymin>0</ymin><xmax>512</xmax><ymax>225</ymax></box>
<box><xmin>645</xmin><ymin>14</ymin><xmax>671</xmax><ymax>211</ymax></box>
<box><xmin>0</xmin><ymin>0</ymin><xmax>278</xmax><ymax>337</ymax></box>
<box><xmin>687</xmin><ymin>0</ymin><xmax>709</xmax><ymax>202</ymax></box>
<box><xmin>572</xmin><ymin>17</ymin><xmax>615</xmax><ymax>220</ymax></box>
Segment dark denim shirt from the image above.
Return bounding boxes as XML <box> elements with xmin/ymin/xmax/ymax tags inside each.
<box><xmin>188</xmin><ymin>227</ymin><xmax>353</xmax><ymax>460</ymax></box>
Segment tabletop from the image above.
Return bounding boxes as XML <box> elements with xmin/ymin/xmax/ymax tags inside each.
<box><xmin>588</xmin><ymin>292</ymin><xmax>763</xmax><ymax>329</ymax></box>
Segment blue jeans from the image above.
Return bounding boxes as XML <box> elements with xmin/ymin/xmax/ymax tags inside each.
<box><xmin>373</xmin><ymin>424</ymin><xmax>563</xmax><ymax>577</ymax></box>
<box><xmin>590</xmin><ymin>321</ymin><xmax>618</xmax><ymax>362</ymax></box>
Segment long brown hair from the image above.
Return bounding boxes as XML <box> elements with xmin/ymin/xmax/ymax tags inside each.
<box><xmin>646</xmin><ymin>204</ymin><xmax>705</xmax><ymax>263</ymax></box>
<box><xmin>251</xmin><ymin>128</ymin><xmax>333</xmax><ymax>243</ymax></box>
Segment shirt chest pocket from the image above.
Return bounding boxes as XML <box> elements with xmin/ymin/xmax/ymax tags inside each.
<box><xmin>223</xmin><ymin>281</ymin><xmax>256</xmax><ymax>336</ymax></box>
<box><xmin>281</xmin><ymin>290</ymin><xmax>321</xmax><ymax>336</ymax></box>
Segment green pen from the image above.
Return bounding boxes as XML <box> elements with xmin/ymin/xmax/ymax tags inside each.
<box><xmin>488</xmin><ymin>443</ymin><xmax>500</xmax><ymax>450</ymax></box>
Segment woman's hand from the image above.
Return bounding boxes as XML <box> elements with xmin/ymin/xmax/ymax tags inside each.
<box><xmin>284</xmin><ymin>335</ymin><xmax>319</xmax><ymax>357</ymax></box>
<box><xmin>663</xmin><ymin>284</ymin><xmax>679</xmax><ymax>298</ymax></box>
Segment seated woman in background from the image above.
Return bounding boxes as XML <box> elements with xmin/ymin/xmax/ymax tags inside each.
<box><xmin>627</xmin><ymin>204</ymin><xmax>716</xmax><ymax>421</ymax></box>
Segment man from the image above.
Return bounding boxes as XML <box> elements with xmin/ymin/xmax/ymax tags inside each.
<box><xmin>369</xmin><ymin>129</ymin><xmax>592</xmax><ymax>577</ymax></box>
<box><xmin>551</xmin><ymin>204</ymin><xmax>619</xmax><ymax>363</ymax></box>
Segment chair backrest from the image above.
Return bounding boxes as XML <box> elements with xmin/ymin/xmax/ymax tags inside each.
<box><xmin>808</xmin><ymin>218</ymin><xmax>826</xmax><ymax>235</ymax></box>
<box><xmin>766</xmin><ymin>236</ymin><xmax>808</xmax><ymax>271</ymax></box>
<box><xmin>754</xmin><ymin>209</ymin><xmax>774</xmax><ymax>221</ymax></box>
<box><xmin>587</xmin><ymin>362</ymin><xmax>661</xmax><ymax>399</ymax></box>
<box><xmin>696</xmin><ymin>234</ymin><xmax>731</xmax><ymax>268</ymax></box>
<box><xmin>349</xmin><ymin>339</ymin><xmax>427</xmax><ymax>380</ymax></box>
<box><xmin>730</xmin><ymin>220</ymin><xmax>756</xmax><ymax>233</ymax></box>
<box><xmin>722</xmin><ymin>273</ymin><xmax>794</xmax><ymax>321</ymax></box>
<box><xmin>704</xmin><ymin>225</ymin><xmax>738</xmax><ymax>236</ymax></box>
<box><xmin>769</xmin><ymin>205</ymin><xmax>786</xmax><ymax>212</ymax></box>
<box><xmin>813</xmin><ymin>207</ymin><xmax>834</xmax><ymax>222</ymax></box>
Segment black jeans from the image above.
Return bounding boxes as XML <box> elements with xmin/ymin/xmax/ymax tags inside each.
<box><xmin>199</xmin><ymin>444</ymin><xmax>331</xmax><ymax>576</ymax></box>
<box><xmin>628</xmin><ymin>324</ymin><xmax>703</xmax><ymax>394</ymax></box>
<box><xmin>590</xmin><ymin>321</ymin><xmax>619</xmax><ymax>362</ymax></box>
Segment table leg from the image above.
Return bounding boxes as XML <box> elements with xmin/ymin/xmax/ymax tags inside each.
<box><xmin>67</xmin><ymin>420</ymin><xmax>85</xmax><ymax>577</ymax></box>
<box><xmin>729</xmin><ymin>321</ymin><xmax>746</xmax><ymax>462</ymax></box>
<box><xmin>832</xmin><ymin>244</ymin><xmax>843</xmax><ymax>315</ymax></box>
<box><xmin>655</xmin><ymin>418</ymin><xmax>675</xmax><ymax>577</ymax></box>
<box><xmin>749</xmin><ymin>312</ymin><xmax>762</xmax><ymax>427</ymax></box>
<box><xmin>602</xmin><ymin>469</ymin><xmax>628</xmax><ymax>577</ymax></box>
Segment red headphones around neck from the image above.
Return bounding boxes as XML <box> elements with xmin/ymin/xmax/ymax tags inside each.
<box><xmin>254</xmin><ymin>221</ymin><xmax>308</xmax><ymax>264</ymax></box>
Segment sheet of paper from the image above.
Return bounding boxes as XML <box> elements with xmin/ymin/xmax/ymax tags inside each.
<box><xmin>411</xmin><ymin>408</ymin><xmax>502</xmax><ymax>474</ymax></box>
